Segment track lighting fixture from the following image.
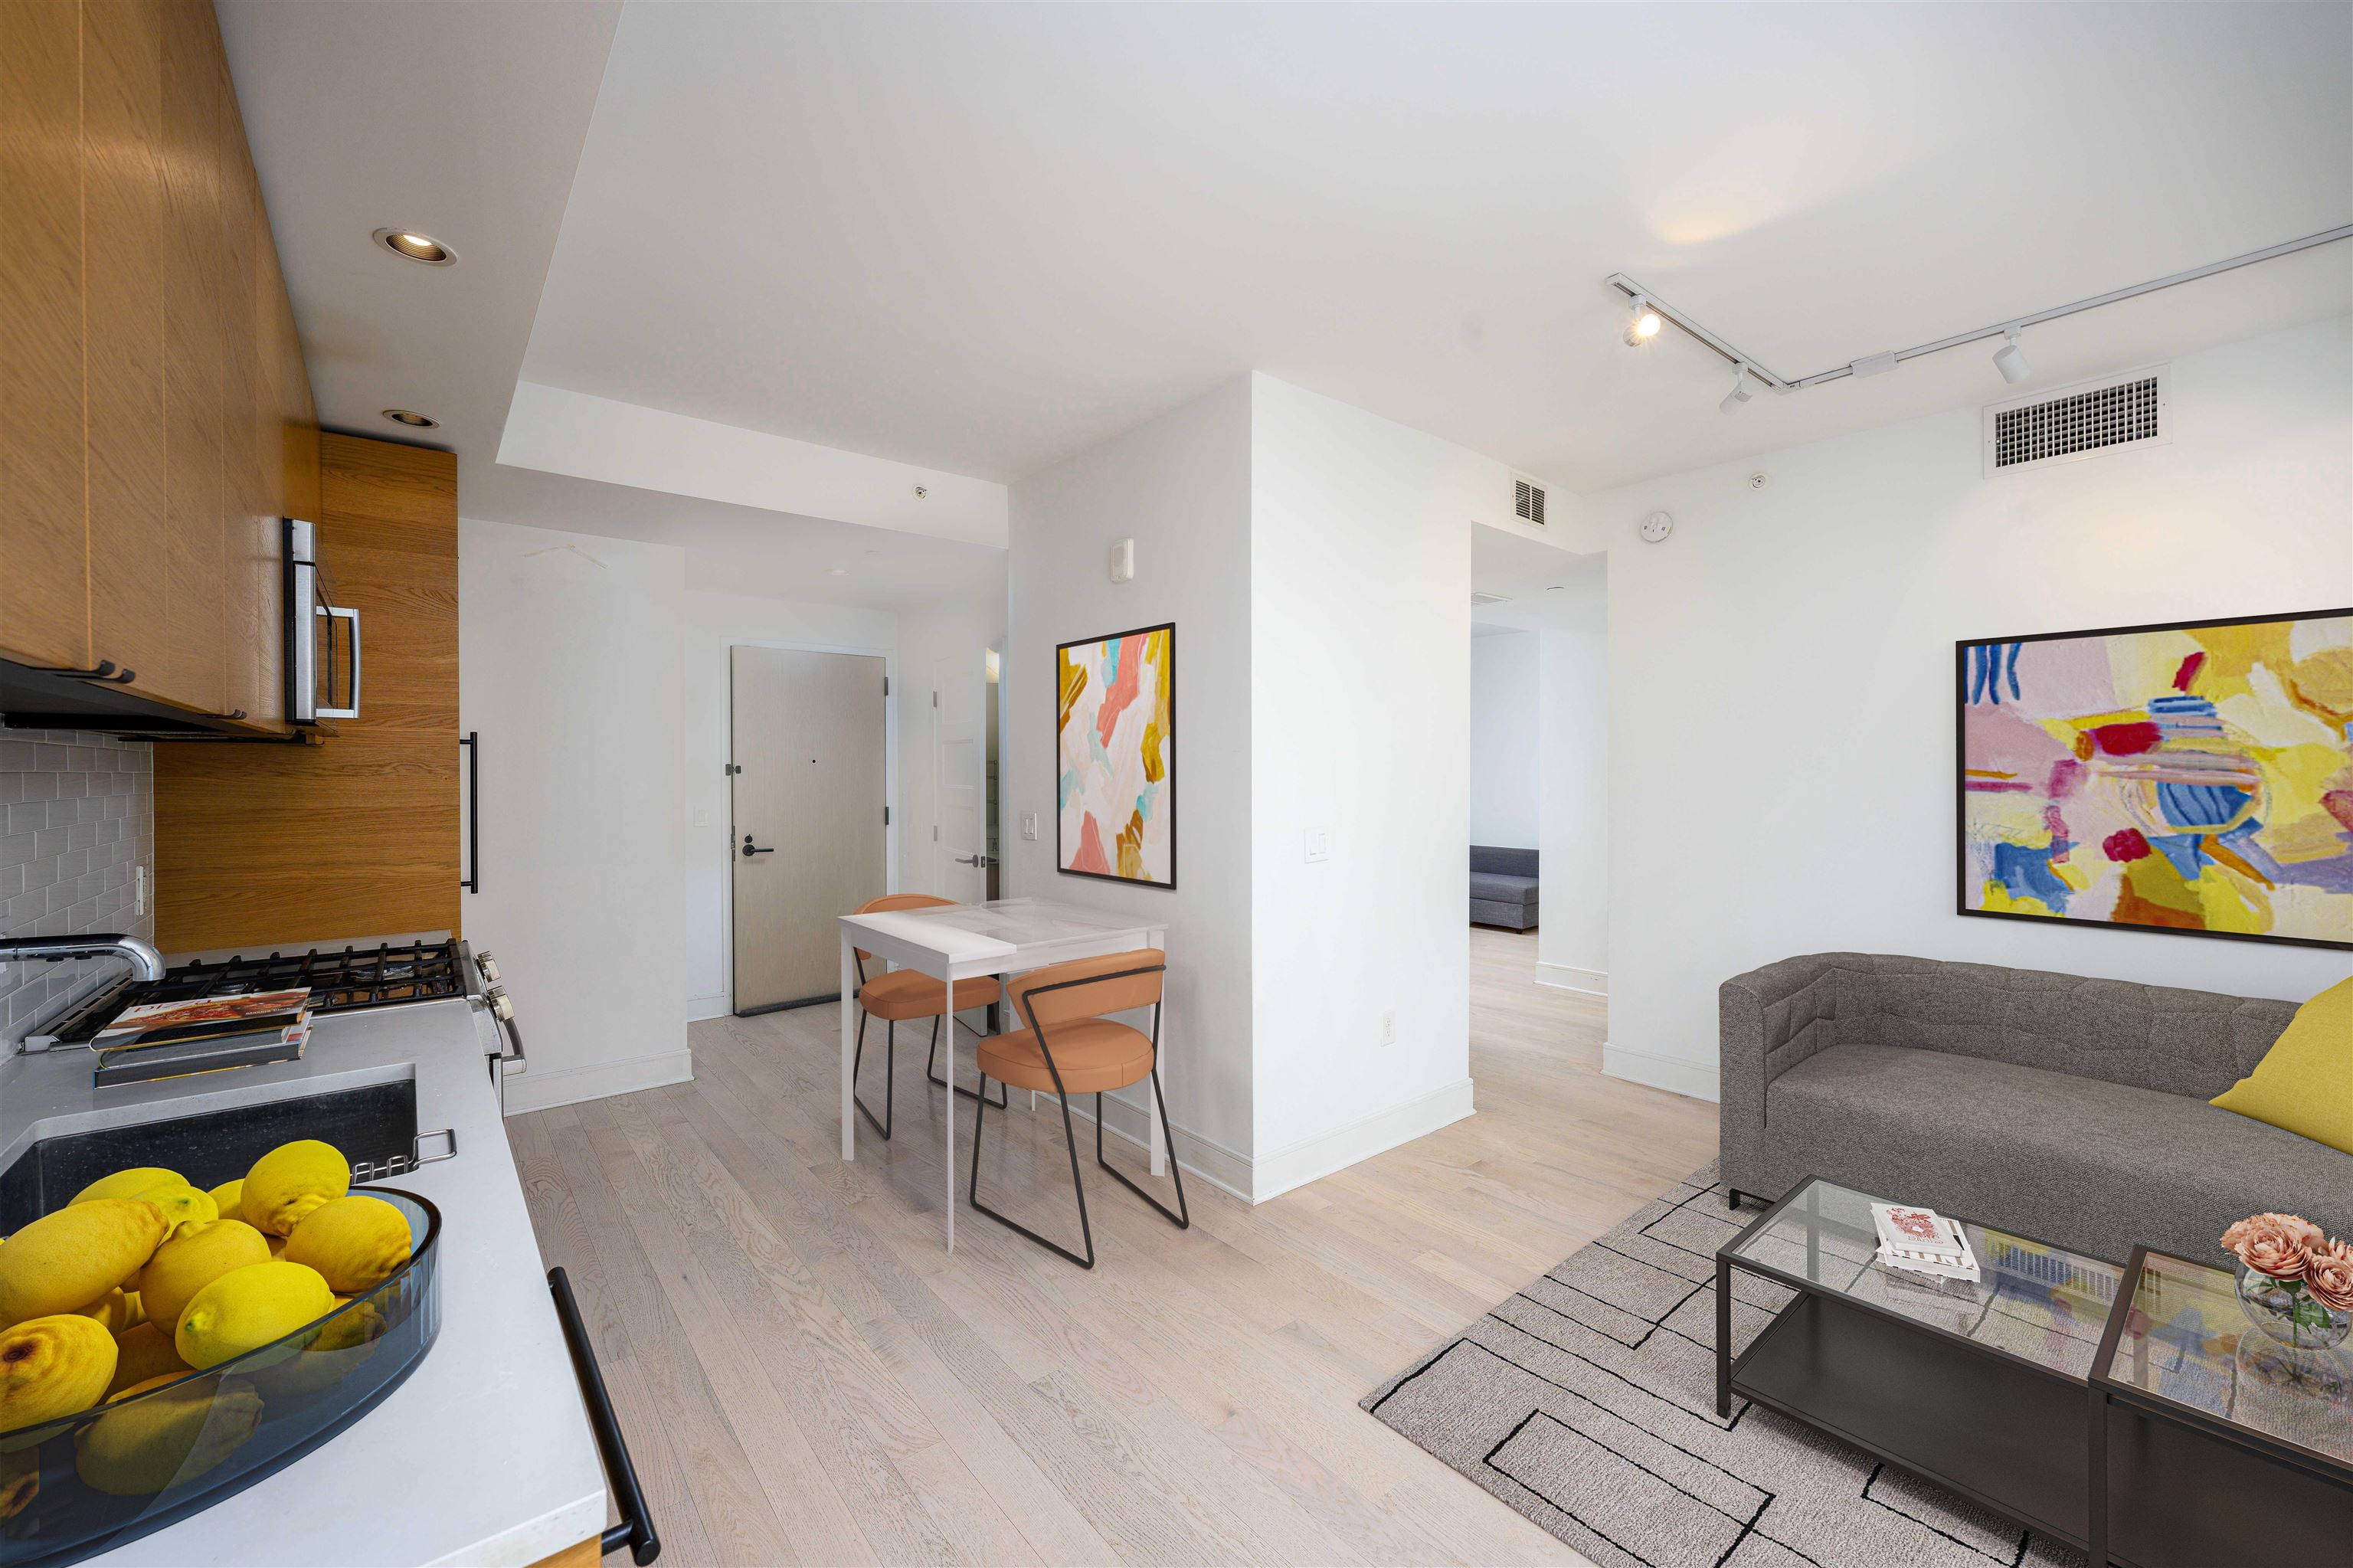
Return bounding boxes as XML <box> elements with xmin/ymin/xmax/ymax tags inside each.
<box><xmin>1991</xmin><ymin>327</ymin><xmax>2030</xmax><ymax>385</ymax></box>
<box><xmin>1719</xmin><ymin>364</ymin><xmax>1756</xmax><ymax>414</ymax></box>
<box><xmin>1624</xmin><ymin>294</ymin><xmax>1663</xmax><ymax>347</ymax></box>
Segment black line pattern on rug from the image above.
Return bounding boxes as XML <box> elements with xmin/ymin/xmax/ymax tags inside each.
<box><xmin>1481</xmin><ymin>1406</ymin><xmax>1777</xmax><ymax>1568</ymax></box>
<box><xmin>1514</xmin><ymin>1270</ymin><xmax>1714</xmax><ymax>1351</ymax></box>
<box><xmin>1860</xmin><ymin>1463</ymin><xmax>2038</xmax><ymax>1566</ymax></box>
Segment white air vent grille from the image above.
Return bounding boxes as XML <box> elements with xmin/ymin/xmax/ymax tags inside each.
<box><xmin>1470</xmin><ymin>591</ymin><xmax>1510</xmax><ymax>607</ymax></box>
<box><xmin>1983</xmin><ymin>365</ymin><xmax>2168</xmax><ymax>476</ymax></box>
<box><xmin>1514</xmin><ymin>477</ymin><xmax>1546</xmax><ymax>526</ymax></box>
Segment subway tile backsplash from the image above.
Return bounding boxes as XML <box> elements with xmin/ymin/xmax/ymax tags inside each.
<box><xmin>0</xmin><ymin>730</ymin><xmax>155</xmax><ymax>1043</ymax></box>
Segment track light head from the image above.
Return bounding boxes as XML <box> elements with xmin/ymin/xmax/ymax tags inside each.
<box><xmin>1719</xmin><ymin>363</ymin><xmax>1756</xmax><ymax>414</ymax></box>
<box><xmin>1992</xmin><ymin>327</ymin><xmax>2030</xmax><ymax>385</ymax></box>
<box><xmin>1624</xmin><ymin>293</ymin><xmax>1664</xmax><ymax>347</ymax></box>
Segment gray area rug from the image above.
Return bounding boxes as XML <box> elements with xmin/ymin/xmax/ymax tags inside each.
<box><xmin>1362</xmin><ymin>1165</ymin><xmax>2086</xmax><ymax>1568</ymax></box>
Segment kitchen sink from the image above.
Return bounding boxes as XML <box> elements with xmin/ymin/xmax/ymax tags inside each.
<box><xmin>0</xmin><ymin>1080</ymin><xmax>419</xmax><ymax>1232</ymax></box>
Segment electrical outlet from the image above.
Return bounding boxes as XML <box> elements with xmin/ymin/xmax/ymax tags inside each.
<box><xmin>1021</xmin><ymin>812</ymin><xmax>1039</xmax><ymax>841</ymax></box>
<box><xmin>1378</xmin><ymin>1010</ymin><xmax>1396</xmax><ymax>1048</ymax></box>
<box><xmin>693</xmin><ymin>806</ymin><xmax>711</xmax><ymax>827</ymax></box>
<box><xmin>134</xmin><ymin>865</ymin><xmax>146</xmax><ymax>918</ymax></box>
<box><xmin>1305</xmin><ymin>829</ymin><xmax>1329</xmax><ymax>863</ymax></box>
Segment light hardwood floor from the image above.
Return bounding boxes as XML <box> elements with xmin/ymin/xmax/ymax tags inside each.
<box><xmin>512</xmin><ymin>927</ymin><xmax>1718</xmax><ymax>1566</ymax></box>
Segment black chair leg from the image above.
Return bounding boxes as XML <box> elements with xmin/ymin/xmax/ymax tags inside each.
<box><xmin>967</xmin><ymin>1073</ymin><xmax>1095</xmax><ymax>1269</ymax></box>
<box><xmin>928</xmin><ymin>1013</ymin><xmax>1007</xmax><ymax>1107</ymax></box>
<box><xmin>853</xmin><ymin>1014</ymin><xmax>895</xmax><ymax>1140</ymax></box>
<box><xmin>1095</xmin><ymin>1077</ymin><xmax>1188</xmax><ymax>1229</ymax></box>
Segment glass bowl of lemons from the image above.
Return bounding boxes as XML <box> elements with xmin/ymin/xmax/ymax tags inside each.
<box><xmin>0</xmin><ymin>1141</ymin><xmax>440</xmax><ymax>1565</ymax></box>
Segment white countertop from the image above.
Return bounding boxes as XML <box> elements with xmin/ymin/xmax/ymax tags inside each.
<box><xmin>0</xmin><ymin>997</ymin><xmax>607</xmax><ymax>1567</ymax></box>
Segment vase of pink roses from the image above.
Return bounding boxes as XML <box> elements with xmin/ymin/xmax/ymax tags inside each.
<box><xmin>2221</xmin><ymin>1213</ymin><xmax>2353</xmax><ymax>1352</ymax></box>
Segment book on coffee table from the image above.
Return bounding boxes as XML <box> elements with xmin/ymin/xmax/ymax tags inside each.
<box><xmin>1870</xmin><ymin>1203</ymin><xmax>1980</xmax><ymax>1282</ymax></box>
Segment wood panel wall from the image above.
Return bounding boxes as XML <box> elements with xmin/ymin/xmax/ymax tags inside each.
<box><xmin>155</xmin><ymin>436</ymin><xmax>460</xmax><ymax>951</ymax></box>
<box><xmin>0</xmin><ymin>0</ymin><xmax>316</xmax><ymax>727</ymax></box>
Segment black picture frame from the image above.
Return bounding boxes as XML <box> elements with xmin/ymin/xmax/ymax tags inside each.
<box><xmin>1955</xmin><ymin>605</ymin><xmax>2353</xmax><ymax>952</ymax></box>
<box><xmin>1055</xmin><ymin>621</ymin><xmax>1176</xmax><ymax>892</ymax></box>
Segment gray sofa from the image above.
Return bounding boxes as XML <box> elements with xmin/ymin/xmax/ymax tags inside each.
<box><xmin>1470</xmin><ymin>846</ymin><xmax>1538</xmax><ymax>930</ymax></box>
<box><xmin>1720</xmin><ymin>952</ymin><xmax>2350</xmax><ymax>1266</ymax></box>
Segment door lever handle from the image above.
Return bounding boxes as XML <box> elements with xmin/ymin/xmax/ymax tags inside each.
<box><xmin>741</xmin><ymin>835</ymin><xmax>776</xmax><ymax>857</ymax></box>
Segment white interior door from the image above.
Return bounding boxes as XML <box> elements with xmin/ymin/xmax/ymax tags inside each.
<box><xmin>933</xmin><ymin>654</ymin><xmax>989</xmax><ymax>902</ymax></box>
<box><xmin>731</xmin><ymin>647</ymin><xmax>887</xmax><ymax>1010</ymax></box>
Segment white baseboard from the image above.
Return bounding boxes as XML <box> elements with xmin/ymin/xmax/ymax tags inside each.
<box><xmin>686</xmin><ymin>996</ymin><xmax>731</xmax><ymax>1023</ymax></box>
<box><xmin>1248</xmin><ymin>1078</ymin><xmax>1477</xmax><ymax>1203</ymax></box>
<box><xmin>1063</xmin><ymin>1078</ymin><xmax>1476</xmax><ymax>1204</ymax></box>
<box><xmin>1600</xmin><ymin>1041</ymin><xmax>1718</xmax><ymax>1103</ymax></box>
<box><xmin>1065</xmin><ymin>1093</ymin><xmax>1255</xmax><ymax>1203</ymax></box>
<box><xmin>1535</xmin><ymin>962</ymin><xmax>1607</xmax><ymax>997</ymax></box>
<box><xmin>503</xmin><ymin>1047</ymin><xmax>695</xmax><ymax>1116</ymax></box>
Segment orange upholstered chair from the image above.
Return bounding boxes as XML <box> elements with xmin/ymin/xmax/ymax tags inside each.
<box><xmin>850</xmin><ymin>894</ymin><xmax>1005</xmax><ymax>1140</ymax></box>
<box><xmin>967</xmin><ymin>948</ymin><xmax>1186</xmax><ymax>1268</ymax></box>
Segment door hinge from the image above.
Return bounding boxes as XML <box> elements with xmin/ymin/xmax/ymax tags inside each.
<box><xmin>884</xmin><ymin>806</ymin><xmax>891</xmax><ymax>826</ymax></box>
<box><xmin>932</xmin><ymin>826</ymin><xmax>940</xmax><ymax>842</ymax></box>
<box><xmin>883</xmin><ymin>676</ymin><xmax>891</xmax><ymax>696</ymax></box>
<box><xmin>724</xmin><ymin>762</ymin><xmax>741</xmax><ymax>776</ymax></box>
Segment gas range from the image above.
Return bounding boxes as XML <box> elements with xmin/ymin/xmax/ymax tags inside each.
<box><xmin>33</xmin><ymin>931</ymin><xmax>524</xmax><ymax>1101</ymax></box>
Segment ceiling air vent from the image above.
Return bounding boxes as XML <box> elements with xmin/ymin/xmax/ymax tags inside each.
<box><xmin>1513</xmin><ymin>476</ymin><xmax>1547</xmax><ymax>526</ymax></box>
<box><xmin>1983</xmin><ymin>365</ymin><xmax>2168</xmax><ymax>476</ymax></box>
<box><xmin>1470</xmin><ymin>591</ymin><xmax>1511</xmax><ymax>607</ymax></box>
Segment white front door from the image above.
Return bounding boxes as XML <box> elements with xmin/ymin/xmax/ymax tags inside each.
<box><xmin>933</xmin><ymin>653</ymin><xmax>989</xmax><ymax>902</ymax></box>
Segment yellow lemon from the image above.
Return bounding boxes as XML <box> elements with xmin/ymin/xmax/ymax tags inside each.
<box><xmin>0</xmin><ymin>1200</ymin><xmax>170</xmax><ymax>1326</ymax></box>
<box><xmin>285</xmin><ymin>1196</ymin><xmax>411</xmax><ymax>1295</ymax></box>
<box><xmin>0</xmin><ymin>1314</ymin><xmax>118</xmax><ymax>1433</ymax></box>
<box><xmin>174</xmin><ymin>1262</ymin><xmax>333</xmax><ymax>1370</ymax></box>
<box><xmin>239</xmin><ymin>1141</ymin><xmax>349</xmax><ymax>1237</ymax></box>
<box><xmin>0</xmin><ymin>1444</ymin><xmax>33</xmax><ymax>1520</ymax></box>
<box><xmin>205</xmin><ymin>1178</ymin><xmax>243</xmax><ymax>1219</ymax></box>
<box><xmin>72</xmin><ymin>1288</ymin><xmax>133</xmax><ymax>1336</ymax></box>
<box><xmin>265</xmin><ymin>1234</ymin><xmax>286</xmax><ymax>1261</ymax></box>
<box><xmin>135</xmin><ymin>1184</ymin><xmax>218</xmax><ymax>1238</ymax></box>
<box><xmin>258</xmin><ymin>1296</ymin><xmax>387</xmax><ymax>1397</ymax></box>
<box><xmin>75</xmin><ymin>1373</ymin><xmax>262</xmax><ymax>1495</ymax></box>
<box><xmin>70</xmin><ymin>1169</ymin><xmax>185</xmax><ymax>1206</ymax></box>
<box><xmin>138</xmin><ymin>1220</ymin><xmax>271</xmax><ymax>1340</ymax></box>
<box><xmin>105</xmin><ymin>1323</ymin><xmax>191</xmax><ymax>1399</ymax></box>
<box><xmin>121</xmin><ymin>1290</ymin><xmax>146</xmax><ymax>1331</ymax></box>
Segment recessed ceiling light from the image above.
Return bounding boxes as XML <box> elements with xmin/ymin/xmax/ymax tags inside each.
<box><xmin>382</xmin><ymin>408</ymin><xmax>438</xmax><ymax>428</ymax></box>
<box><xmin>372</xmin><ymin>228</ymin><xmax>456</xmax><ymax>265</ymax></box>
<box><xmin>829</xmin><ymin>568</ymin><xmax>848</xmax><ymax>577</ymax></box>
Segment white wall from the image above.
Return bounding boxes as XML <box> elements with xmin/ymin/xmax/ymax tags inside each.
<box><xmin>1005</xmin><ymin>376</ymin><xmax>1258</xmax><ymax>1187</ymax></box>
<box><xmin>460</xmin><ymin>517</ymin><xmax>692</xmax><ymax>1114</ymax></box>
<box><xmin>1579</xmin><ymin>317</ymin><xmax>2353</xmax><ymax>1102</ymax></box>
<box><xmin>1536</xmin><ymin>562</ymin><xmax>1608</xmax><ymax>995</ymax></box>
<box><xmin>1470</xmin><ymin>630</ymin><xmax>1540</xmax><ymax>849</ymax></box>
<box><xmin>1248</xmin><ymin>374</ymin><xmax>1481</xmax><ymax>1192</ymax></box>
<box><xmin>681</xmin><ymin>591</ymin><xmax>899</xmax><ymax>1020</ymax></box>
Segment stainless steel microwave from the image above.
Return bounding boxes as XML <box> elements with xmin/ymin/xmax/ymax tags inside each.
<box><xmin>285</xmin><ymin>518</ymin><xmax>361</xmax><ymax>724</ymax></box>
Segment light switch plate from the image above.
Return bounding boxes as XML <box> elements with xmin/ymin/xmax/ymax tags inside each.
<box><xmin>1305</xmin><ymin>829</ymin><xmax>1329</xmax><ymax>863</ymax></box>
<box><xmin>1021</xmin><ymin>812</ymin><xmax>1039</xmax><ymax>841</ymax></box>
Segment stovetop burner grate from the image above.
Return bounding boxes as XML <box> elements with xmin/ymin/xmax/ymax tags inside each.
<box><xmin>45</xmin><ymin>939</ymin><xmax>468</xmax><ymax>1045</ymax></box>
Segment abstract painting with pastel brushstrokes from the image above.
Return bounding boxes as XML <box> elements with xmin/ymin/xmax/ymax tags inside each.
<box><xmin>1057</xmin><ymin>623</ymin><xmax>1175</xmax><ymax>887</ymax></box>
<box><xmin>1960</xmin><ymin>609</ymin><xmax>2353</xmax><ymax>949</ymax></box>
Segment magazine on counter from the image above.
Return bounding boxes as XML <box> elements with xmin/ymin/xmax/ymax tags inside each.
<box><xmin>95</xmin><ymin>990</ymin><xmax>312</xmax><ymax>1049</ymax></box>
<box><xmin>1869</xmin><ymin>1203</ymin><xmax>1981</xmax><ymax>1283</ymax></box>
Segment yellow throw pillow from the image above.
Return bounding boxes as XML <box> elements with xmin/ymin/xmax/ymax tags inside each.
<box><xmin>2211</xmin><ymin>975</ymin><xmax>2353</xmax><ymax>1155</ymax></box>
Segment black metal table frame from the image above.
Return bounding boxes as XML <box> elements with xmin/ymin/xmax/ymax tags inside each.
<box><xmin>1714</xmin><ymin>1174</ymin><xmax>2111</xmax><ymax>1554</ymax></box>
<box><xmin>2085</xmin><ymin>1242</ymin><xmax>2353</xmax><ymax>1568</ymax></box>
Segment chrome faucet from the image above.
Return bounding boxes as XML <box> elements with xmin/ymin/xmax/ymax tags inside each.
<box><xmin>0</xmin><ymin>934</ymin><xmax>166</xmax><ymax>983</ymax></box>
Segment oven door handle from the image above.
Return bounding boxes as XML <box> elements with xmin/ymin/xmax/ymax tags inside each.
<box><xmin>548</xmin><ymin>1267</ymin><xmax>661</xmax><ymax>1564</ymax></box>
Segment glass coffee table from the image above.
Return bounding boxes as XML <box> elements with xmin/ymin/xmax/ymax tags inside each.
<box><xmin>1716</xmin><ymin>1177</ymin><xmax>2124</xmax><ymax>1552</ymax></box>
<box><xmin>2089</xmin><ymin>1246</ymin><xmax>2353</xmax><ymax>1566</ymax></box>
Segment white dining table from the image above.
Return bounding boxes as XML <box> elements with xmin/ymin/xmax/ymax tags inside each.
<box><xmin>837</xmin><ymin>896</ymin><xmax>1170</xmax><ymax>1250</ymax></box>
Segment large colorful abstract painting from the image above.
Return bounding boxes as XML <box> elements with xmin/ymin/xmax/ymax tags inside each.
<box><xmin>1959</xmin><ymin>608</ymin><xmax>2353</xmax><ymax>950</ymax></box>
<box><xmin>1057</xmin><ymin>623</ymin><xmax>1175</xmax><ymax>889</ymax></box>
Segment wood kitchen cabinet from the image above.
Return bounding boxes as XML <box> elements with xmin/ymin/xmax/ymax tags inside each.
<box><xmin>156</xmin><ymin>435</ymin><xmax>461</xmax><ymax>952</ymax></box>
<box><xmin>0</xmin><ymin>0</ymin><xmax>318</xmax><ymax>730</ymax></box>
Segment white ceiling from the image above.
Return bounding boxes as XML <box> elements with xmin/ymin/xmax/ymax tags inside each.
<box><xmin>224</xmin><ymin>0</ymin><xmax>2351</xmax><ymax>579</ymax></box>
<box><xmin>1471</xmin><ymin>525</ymin><xmax>1604</xmax><ymax>633</ymax></box>
<box><xmin>521</xmin><ymin>2</ymin><xmax>2352</xmax><ymax>492</ymax></box>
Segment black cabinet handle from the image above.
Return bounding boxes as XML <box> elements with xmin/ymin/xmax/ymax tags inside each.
<box><xmin>548</xmin><ymin>1267</ymin><xmax>661</xmax><ymax>1564</ymax></box>
<box><xmin>460</xmin><ymin>732</ymin><xmax>479</xmax><ymax>892</ymax></box>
